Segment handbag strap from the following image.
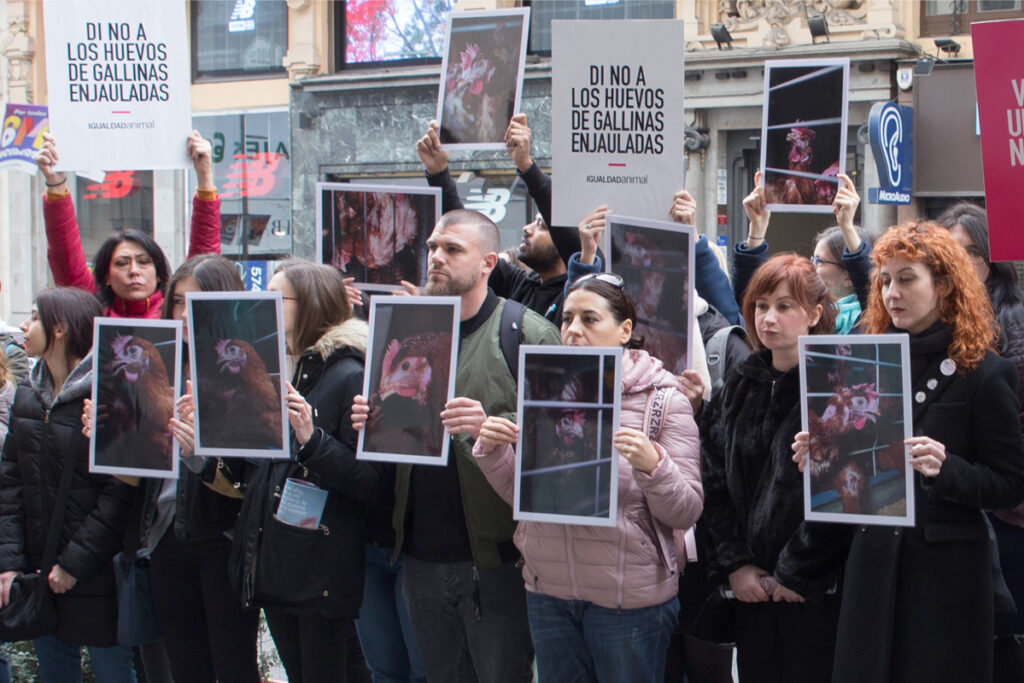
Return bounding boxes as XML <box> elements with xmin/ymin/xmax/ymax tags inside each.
<box><xmin>40</xmin><ymin>451</ymin><xmax>78</xmax><ymax>571</ymax></box>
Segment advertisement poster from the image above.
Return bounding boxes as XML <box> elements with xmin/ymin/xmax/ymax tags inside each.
<box><xmin>0</xmin><ymin>104</ymin><xmax>49</xmax><ymax>173</ymax></box>
<box><xmin>972</xmin><ymin>18</ymin><xmax>1024</xmax><ymax>261</ymax></box>
<box><xmin>42</xmin><ymin>0</ymin><xmax>191</xmax><ymax>171</ymax></box>
<box><xmin>551</xmin><ymin>19</ymin><xmax>685</xmax><ymax>228</ymax></box>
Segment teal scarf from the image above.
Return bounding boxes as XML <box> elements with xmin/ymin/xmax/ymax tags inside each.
<box><xmin>834</xmin><ymin>293</ymin><xmax>861</xmax><ymax>335</ymax></box>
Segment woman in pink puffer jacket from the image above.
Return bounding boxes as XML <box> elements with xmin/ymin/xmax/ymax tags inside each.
<box><xmin>473</xmin><ymin>273</ymin><xmax>703</xmax><ymax>683</ymax></box>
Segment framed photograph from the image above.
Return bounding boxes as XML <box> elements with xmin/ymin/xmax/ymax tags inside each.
<box><xmin>514</xmin><ymin>346</ymin><xmax>622</xmax><ymax>527</ymax></box>
<box><xmin>799</xmin><ymin>334</ymin><xmax>914</xmax><ymax>527</ymax></box>
<box><xmin>90</xmin><ymin>318</ymin><xmax>182</xmax><ymax>479</ymax></box>
<box><xmin>187</xmin><ymin>292</ymin><xmax>289</xmax><ymax>459</ymax></box>
<box><xmin>759</xmin><ymin>58</ymin><xmax>850</xmax><ymax>213</ymax></box>
<box><xmin>437</xmin><ymin>8</ymin><xmax>531</xmax><ymax>150</ymax></box>
<box><xmin>603</xmin><ymin>215</ymin><xmax>694</xmax><ymax>374</ymax></box>
<box><xmin>316</xmin><ymin>182</ymin><xmax>441</xmax><ymax>290</ymax></box>
<box><xmin>358</xmin><ymin>296</ymin><xmax>461</xmax><ymax>466</ymax></box>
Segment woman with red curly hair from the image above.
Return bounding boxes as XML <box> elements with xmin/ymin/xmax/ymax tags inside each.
<box><xmin>700</xmin><ymin>253</ymin><xmax>848</xmax><ymax>682</ymax></box>
<box><xmin>796</xmin><ymin>222</ymin><xmax>1024</xmax><ymax>682</ymax></box>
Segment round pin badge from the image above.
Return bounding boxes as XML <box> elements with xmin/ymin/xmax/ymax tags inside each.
<box><xmin>915</xmin><ymin>391</ymin><xmax>926</xmax><ymax>403</ymax></box>
<box><xmin>927</xmin><ymin>379</ymin><xmax>938</xmax><ymax>390</ymax></box>
<box><xmin>940</xmin><ymin>359</ymin><xmax>956</xmax><ymax>376</ymax></box>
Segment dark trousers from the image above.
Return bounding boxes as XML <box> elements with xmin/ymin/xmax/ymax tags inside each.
<box><xmin>149</xmin><ymin>531</ymin><xmax>260</xmax><ymax>683</ymax></box>
<box><xmin>402</xmin><ymin>555</ymin><xmax>533</xmax><ymax>683</ymax></box>
<box><xmin>732</xmin><ymin>597</ymin><xmax>839</xmax><ymax>683</ymax></box>
<box><xmin>265</xmin><ymin>611</ymin><xmax>366</xmax><ymax>683</ymax></box>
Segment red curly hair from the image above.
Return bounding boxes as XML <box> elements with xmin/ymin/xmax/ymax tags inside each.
<box><xmin>863</xmin><ymin>221</ymin><xmax>996</xmax><ymax>372</ymax></box>
<box><xmin>742</xmin><ymin>253</ymin><xmax>837</xmax><ymax>349</ymax></box>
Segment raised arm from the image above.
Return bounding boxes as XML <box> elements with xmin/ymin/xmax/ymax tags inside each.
<box><xmin>36</xmin><ymin>134</ymin><xmax>96</xmax><ymax>292</ymax></box>
<box><xmin>186</xmin><ymin>130</ymin><xmax>221</xmax><ymax>258</ymax></box>
<box><xmin>419</xmin><ymin>120</ymin><xmax>464</xmax><ymax>214</ymax></box>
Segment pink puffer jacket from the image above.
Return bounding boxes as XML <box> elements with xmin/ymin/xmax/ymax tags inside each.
<box><xmin>473</xmin><ymin>348</ymin><xmax>703</xmax><ymax>610</ymax></box>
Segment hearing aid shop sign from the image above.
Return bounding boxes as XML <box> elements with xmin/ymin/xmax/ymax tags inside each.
<box><xmin>867</xmin><ymin>102</ymin><xmax>913</xmax><ymax>206</ymax></box>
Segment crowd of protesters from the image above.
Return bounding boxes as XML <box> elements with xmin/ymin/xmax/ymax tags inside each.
<box><xmin>0</xmin><ymin>105</ymin><xmax>1020</xmax><ymax>683</ymax></box>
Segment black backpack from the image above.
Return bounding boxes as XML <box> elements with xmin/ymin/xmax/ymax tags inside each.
<box><xmin>498</xmin><ymin>299</ymin><xmax>528</xmax><ymax>380</ymax></box>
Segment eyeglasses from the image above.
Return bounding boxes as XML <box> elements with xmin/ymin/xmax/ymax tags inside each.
<box><xmin>810</xmin><ymin>255</ymin><xmax>841</xmax><ymax>268</ymax></box>
<box><xmin>574</xmin><ymin>272</ymin><xmax>625</xmax><ymax>288</ymax></box>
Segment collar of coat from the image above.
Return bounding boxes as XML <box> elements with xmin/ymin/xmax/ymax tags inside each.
<box><xmin>306</xmin><ymin>317</ymin><xmax>368</xmax><ymax>360</ymax></box>
<box><xmin>30</xmin><ymin>352</ymin><xmax>94</xmax><ymax>408</ymax></box>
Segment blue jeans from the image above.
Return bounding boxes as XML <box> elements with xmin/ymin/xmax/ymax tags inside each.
<box><xmin>354</xmin><ymin>545</ymin><xmax>426</xmax><ymax>683</ymax></box>
<box><xmin>402</xmin><ymin>555</ymin><xmax>533</xmax><ymax>683</ymax></box>
<box><xmin>526</xmin><ymin>591</ymin><xmax>680</xmax><ymax>683</ymax></box>
<box><xmin>33</xmin><ymin>635</ymin><xmax>136</xmax><ymax>683</ymax></box>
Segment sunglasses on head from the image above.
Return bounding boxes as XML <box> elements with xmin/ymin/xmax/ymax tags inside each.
<box><xmin>574</xmin><ymin>272</ymin><xmax>625</xmax><ymax>288</ymax></box>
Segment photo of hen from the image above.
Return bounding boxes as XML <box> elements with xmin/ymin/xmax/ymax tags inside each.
<box><xmin>439</xmin><ymin>15</ymin><xmax>524</xmax><ymax>145</ymax></box>
<box><xmin>762</xmin><ymin>61</ymin><xmax>846</xmax><ymax>209</ymax></box>
<box><xmin>94</xmin><ymin>328</ymin><xmax>176</xmax><ymax>473</ymax></box>
<box><xmin>364</xmin><ymin>330</ymin><xmax>453</xmax><ymax>459</ymax></box>
<box><xmin>519</xmin><ymin>353</ymin><xmax>616</xmax><ymax>519</ymax></box>
<box><xmin>611</xmin><ymin>223</ymin><xmax>691</xmax><ymax>374</ymax></box>
<box><xmin>188</xmin><ymin>295</ymin><xmax>286</xmax><ymax>456</ymax></box>
<box><xmin>805</xmin><ymin>342</ymin><xmax>909</xmax><ymax>517</ymax></box>
<box><xmin>320</xmin><ymin>187</ymin><xmax>435</xmax><ymax>288</ymax></box>
<box><xmin>197</xmin><ymin>338</ymin><xmax>283</xmax><ymax>450</ymax></box>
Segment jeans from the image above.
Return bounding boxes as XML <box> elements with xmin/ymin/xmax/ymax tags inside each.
<box><xmin>354</xmin><ymin>545</ymin><xmax>427</xmax><ymax>683</ymax></box>
<box><xmin>526</xmin><ymin>591</ymin><xmax>680</xmax><ymax>683</ymax></box>
<box><xmin>402</xmin><ymin>555</ymin><xmax>533</xmax><ymax>683</ymax></box>
<box><xmin>32</xmin><ymin>635</ymin><xmax>136</xmax><ymax>683</ymax></box>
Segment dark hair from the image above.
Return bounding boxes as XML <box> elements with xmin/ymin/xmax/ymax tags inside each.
<box><xmin>436</xmin><ymin>209</ymin><xmax>501</xmax><ymax>254</ymax></box>
<box><xmin>273</xmin><ymin>260</ymin><xmax>353</xmax><ymax>353</ymax></box>
<box><xmin>813</xmin><ymin>225</ymin><xmax>877</xmax><ymax>265</ymax></box>
<box><xmin>742</xmin><ymin>253</ymin><xmax>836</xmax><ymax>348</ymax></box>
<box><xmin>35</xmin><ymin>287</ymin><xmax>103</xmax><ymax>363</ymax></box>
<box><xmin>161</xmin><ymin>254</ymin><xmax>245</xmax><ymax>319</ymax></box>
<box><xmin>935</xmin><ymin>202</ymin><xmax>1024</xmax><ymax>327</ymax></box>
<box><xmin>92</xmin><ymin>231</ymin><xmax>171</xmax><ymax>307</ymax></box>
<box><xmin>565</xmin><ymin>276</ymin><xmax>645</xmax><ymax>349</ymax></box>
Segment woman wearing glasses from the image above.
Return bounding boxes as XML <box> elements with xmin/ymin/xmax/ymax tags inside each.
<box><xmin>700</xmin><ymin>253</ymin><xmax>846</xmax><ymax>682</ymax></box>
<box><xmin>937</xmin><ymin>203</ymin><xmax>1024</xmax><ymax>677</ymax></box>
<box><xmin>738</xmin><ymin>171</ymin><xmax>874</xmax><ymax>334</ymax></box>
<box><xmin>472</xmin><ymin>273</ymin><xmax>703</xmax><ymax>683</ymax></box>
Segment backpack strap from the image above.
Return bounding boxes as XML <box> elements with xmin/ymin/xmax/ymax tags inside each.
<box><xmin>706</xmin><ymin>325</ymin><xmax>748</xmax><ymax>395</ymax></box>
<box><xmin>499</xmin><ymin>299</ymin><xmax>528</xmax><ymax>379</ymax></box>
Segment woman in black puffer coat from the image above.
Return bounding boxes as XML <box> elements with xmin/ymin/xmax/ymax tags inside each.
<box><xmin>0</xmin><ymin>287</ymin><xmax>137</xmax><ymax>682</ymax></box>
<box><xmin>230</xmin><ymin>261</ymin><xmax>382</xmax><ymax>683</ymax></box>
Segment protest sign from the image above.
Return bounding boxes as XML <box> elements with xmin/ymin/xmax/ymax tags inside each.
<box><xmin>42</xmin><ymin>0</ymin><xmax>191</xmax><ymax>171</ymax></box>
<box><xmin>0</xmin><ymin>104</ymin><xmax>49</xmax><ymax>173</ymax></box>
<box><xmin>551</xmin><ymin>19</ymin><xmax>685</xmax><ymax>227</ymax></box>
<box><xmin>972</xmin><ymin>18</ymin><xmax>1024</xmax><ymax>261</ymax></box>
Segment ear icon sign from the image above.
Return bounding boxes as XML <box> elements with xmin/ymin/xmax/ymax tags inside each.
<box><xmin>880</xmin><ymin>105</ymin><xmax>903</xmax><ymax>188</ymax></box>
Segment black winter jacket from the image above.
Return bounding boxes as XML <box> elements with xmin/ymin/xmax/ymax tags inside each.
<box><xmin>0</xmin><ymin>357</ymin><xmax>135</xmax><ymax>646</ymax></box>
<box><xmin>231</xmin><ymin>319</ymin><xmax>383</xmax><ymax>618</ymax></box>
<box><xmin>699</xmin><ymin>350</ymin><xmax>849</xmax><ymax>599</ymax></box>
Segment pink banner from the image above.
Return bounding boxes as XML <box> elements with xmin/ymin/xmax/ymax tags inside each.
<box><xmin>972</xmin><ymin>18</ymin><xmax>1024</xmax><ymax>261</ymax></box>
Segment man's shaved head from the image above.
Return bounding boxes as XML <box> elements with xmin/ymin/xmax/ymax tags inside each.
<box><xmin>437</xmin><ymin>210</ymin><xmax>501</xmax><ymax>255</ymax></box>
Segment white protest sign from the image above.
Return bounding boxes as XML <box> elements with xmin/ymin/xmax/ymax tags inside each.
<box><xmin>551</xmin><ymin>19</ymin><xmax>685</xmax><ymax>228</ymax></box>
<box><xmin>43</xmin><ymin>0</ymin><xmax>191</xmax><ymax>171</ymax></box>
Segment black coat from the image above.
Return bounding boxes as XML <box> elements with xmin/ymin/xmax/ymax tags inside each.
<box><xmin>0</xmin><ymin>360</ymin><xmax>135</xmax><ymax>646</ymax></box>
<box><xmin>231</xmin><ymin>320</ymin><xmax>383</xmax><ymax>618</ymax></box>
<box><xmin>699</xmin><ymin>350</ymin><xmax>849</xmax><ymax>599</ymax></box>
<box><xmin>834</xmin><ymin>326</ymin><xmax>1024</xmax><ymax>683</ymax></box>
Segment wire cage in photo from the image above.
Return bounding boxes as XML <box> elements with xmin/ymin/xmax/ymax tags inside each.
<box><xmin>515</xmin><ymin>346</ymin><xmax>622</xmax><ymax>527</ymax></box>
<box><xmin>799</xmin><ymin>334</ymin><xmax>914</xmax><ymax>527</ymax></box>
<box><xmin>759</xmin><ymin>59</ymin><xmax>849</xmax><ymax>213</ymax></box>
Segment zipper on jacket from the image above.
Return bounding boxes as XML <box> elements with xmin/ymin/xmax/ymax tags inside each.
<box><xmin>472</xmin><ymin>565</ymin><xmax>482</xmax><ymax>622</ymax></box>
<box><xmin>44</xmin><ymin>409</ymin><xmax>51</xmax><ymax>424</ymax></box>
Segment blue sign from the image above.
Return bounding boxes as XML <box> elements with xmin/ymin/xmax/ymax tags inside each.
<box><xmin>867</xmin><ymin>102</ymin><xmax>913</xmax><ymax>205</ymax></box>
<box><xmin>236</xmin><ymin>260</ymin><xmax>270</xmax><ymax>291</ymax></box>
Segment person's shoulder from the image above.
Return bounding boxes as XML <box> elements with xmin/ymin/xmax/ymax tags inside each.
<box><xmin>520</xmin><ymin>305</ymin><xmax>560</xmax><ymax>343</ymax></box>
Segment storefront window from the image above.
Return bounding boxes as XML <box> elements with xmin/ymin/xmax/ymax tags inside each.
<box><xmin>74</xmin><ymin>171</ymin><xmax>154</xmax><ymax>265</ymax></box>
<box><xmin>192</xmin><ymin>111</ymin><xmax>292</xmax><ymax>259</ymax></box>
<box><xmin>192</xmin><ymin>0</ymin><xmax>288</xmax><ymax>79</ymax></box>
<box><xmin>337</xmin><ymin>0</ymin><xmax>455</xmax><ymax>69</ymax></box>
<box><xmin>528</xmin><ymin>0</ymin><xmax>675</xmax><ymax>54</ymax></box>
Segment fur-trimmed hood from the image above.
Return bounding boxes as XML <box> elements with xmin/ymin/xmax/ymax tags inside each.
<box><xmin>309</xmin><ymin>317</ymin><xmax>368</xmax><ymax>360</ymax></box>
